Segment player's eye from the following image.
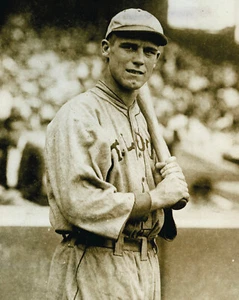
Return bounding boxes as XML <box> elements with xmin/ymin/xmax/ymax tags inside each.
<box><xmin>144</xmin><ymin>47</ymin><xmax>158</xmax><ymax>56</ymax></box>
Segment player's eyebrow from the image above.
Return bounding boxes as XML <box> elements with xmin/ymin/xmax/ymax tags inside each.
<box><xmin>119</xmin><ymin>42</ymin><xmax>138</xmax><ymax>48</ymax></box>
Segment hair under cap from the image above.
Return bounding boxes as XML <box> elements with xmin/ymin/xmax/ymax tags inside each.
<box><xmin>105</xmin><ymin>8</ymin><xmax>167</xmax><ymax>46</ymax></box>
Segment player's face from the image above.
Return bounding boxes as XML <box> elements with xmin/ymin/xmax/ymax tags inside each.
<box><xmin>102</xmin><ymin>36</ymin><xmax>160</xmax><ymax>91</ymax></box>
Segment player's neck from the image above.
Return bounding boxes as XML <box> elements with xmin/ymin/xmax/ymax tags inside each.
<box><xmin>102</xmin><ymin>74</ymin><xmax>137</xmax><ymax>108</ymax></box>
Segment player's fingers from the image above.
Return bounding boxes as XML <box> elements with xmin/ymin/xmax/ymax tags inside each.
<box><xmin>163</xmin><ymin>172</ymin><xmax>187</xmax><ymax>184</ymax></box>
<box><xmin>160</xmin><ymin>165</ymin><xmax>182</xmax><ymax>177</ymax></box>
<box><xmin>155</xmin><ymin>162</ymin><xmax>166</xmax><ymax>171</ymax></box>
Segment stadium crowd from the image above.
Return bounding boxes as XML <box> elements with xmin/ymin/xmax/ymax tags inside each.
<box><xmin>1</xmin><ymin>13</ymin><xmax>239</xmax><ymax>206</ymax></box>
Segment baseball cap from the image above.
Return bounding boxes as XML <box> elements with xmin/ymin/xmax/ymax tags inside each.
<box><xmin>105</xmin><ymin>8</ymin><xmax>167</xmax><ymax>46</ymax></box>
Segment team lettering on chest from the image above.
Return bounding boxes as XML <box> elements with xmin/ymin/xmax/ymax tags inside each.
<box><xmin>110</xmin><ymin>130</ymin><xmax>154</xmax><ymax>162</ymax></box>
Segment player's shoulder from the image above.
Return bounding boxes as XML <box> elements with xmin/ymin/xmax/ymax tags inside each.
<box><xmin>63</xmin><ymin>88</ymin><xmax>100</xmax><ymax>112</ymax></box>
<box><xmin>48</xmin><ymin>89</ymin><xmax>101</xmax><ymax>128</ymax></box>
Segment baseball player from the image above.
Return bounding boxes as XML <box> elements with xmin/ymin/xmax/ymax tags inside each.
<box><xmin>45</xmin><ymin>8</ymin><xmax>189</xmax><ymax>300</ymax></box>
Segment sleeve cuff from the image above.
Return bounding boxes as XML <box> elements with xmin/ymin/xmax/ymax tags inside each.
<box><xmin>129</xmin><ymin>192</ymin><xmax>152</xmax><ymax>221</ymax></box>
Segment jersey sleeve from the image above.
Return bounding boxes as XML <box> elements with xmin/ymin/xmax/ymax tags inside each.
<box><xmin>45</xmin><ymin>97</ymin><xmax>135</xmax><ymax>240</ymax></box>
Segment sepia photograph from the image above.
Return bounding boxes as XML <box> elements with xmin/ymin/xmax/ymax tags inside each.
<box><xmin>0</xmin><ymin>1</ymin><xmax>239</xmax><ymax>299</ymax></box>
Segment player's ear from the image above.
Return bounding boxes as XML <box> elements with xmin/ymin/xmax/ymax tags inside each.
<box><xmin>101</xmin><ymin>39</ymin><xmax>111</xmax><ymax>58</ymax></box>
<box><xmin>153</xmin><ymin>51</ymin><xmax>161</xmax><ymax>68</ymax></box>
<box><xmin>156</xmin><ymin>51</ymin><xmax>161</xmax><ymax>60</ymax></box>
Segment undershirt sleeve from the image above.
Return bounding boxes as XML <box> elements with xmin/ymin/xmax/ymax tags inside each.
<box><xmin>130</xmin><ymin>192</ymin><xmax>152</xmax><ymax>221</ymax></box>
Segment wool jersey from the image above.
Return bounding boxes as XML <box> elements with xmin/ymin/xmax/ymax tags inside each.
<box><xmin>45</xmin><ymin>80</ymin><xmax>164</xmax><ymax>240</ymax></box>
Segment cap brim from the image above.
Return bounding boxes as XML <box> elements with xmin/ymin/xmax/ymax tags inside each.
<box><xmin>106</xmin><ymin>26</ymin><xmax>168</xmax><ymax>46</ymax></box>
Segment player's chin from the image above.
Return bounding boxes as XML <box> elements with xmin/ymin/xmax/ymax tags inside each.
<box><xmin>125</xmin><ymin>79</ymin><xmax>147</xmax><ymax>90</ymax></box>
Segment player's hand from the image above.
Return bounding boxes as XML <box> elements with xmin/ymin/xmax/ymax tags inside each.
<box><xmin>150</xmin><ymin>156</ymin><xmax>189</xmax><ymax>210</ymax></box>
<box><xmin>156</xmin><ymin>156</ymin><xmax>185</xmax><ymax>180</ymax></box>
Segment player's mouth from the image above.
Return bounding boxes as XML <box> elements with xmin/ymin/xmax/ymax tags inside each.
<box><xmin>126</xmin><ymin>69</ymin><xmax>144</xmax><ymax>75</ymax></box>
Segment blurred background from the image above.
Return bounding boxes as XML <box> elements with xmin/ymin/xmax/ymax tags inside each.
<box><xmin>0</xmin><ymin>0</ymin><xmax>239</xmax><ymax>212</ymax></box>
<box><xmin>1</xmin><ymin>1</ymin><xmax>239</xmax><ymax>299</ymax></box>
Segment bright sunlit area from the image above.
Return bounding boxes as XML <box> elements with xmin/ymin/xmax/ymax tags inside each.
<box><xmin>168</xmin><ymin>0</ymin><xmax>236</xmax><ymax>31</ymax></box>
